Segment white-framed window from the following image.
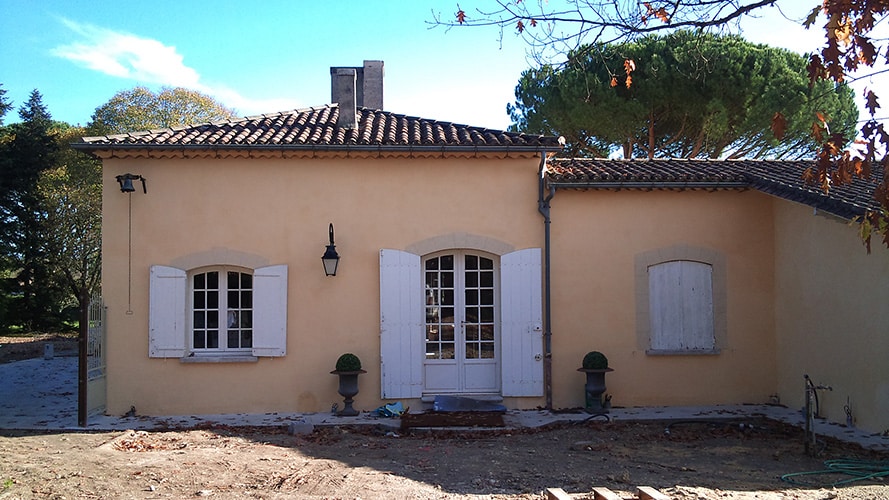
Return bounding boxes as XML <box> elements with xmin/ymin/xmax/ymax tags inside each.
<box><xmin>648</xmin><ymin>260</ymin><xmax>715</xmax><ymax>352</ymax></box>
<box><xmin>190</xmin><ymin>267</ymin><xmax>253</xmax><ymax>353</ymax></box>
<box><xmin>149</xmin><ymin>264</ymin><xmax>287</xmax><ymax>360</ymax></box>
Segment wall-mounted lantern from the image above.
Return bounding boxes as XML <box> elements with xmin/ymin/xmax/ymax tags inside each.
<box><xmin>322</xmin><ymin>223</ymin><xmax>340</xmax><ymax>276</ymax></box>
<box><xmin>115</xmin><ymin>173</ymin><xmax>147</xmax><ymax>193</ymax></box>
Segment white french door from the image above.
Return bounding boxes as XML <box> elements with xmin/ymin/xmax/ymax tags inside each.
<box><xmin>423</xmin><ymin>251</ymin><xmax>499</xmax><ymax>394</ymax></box>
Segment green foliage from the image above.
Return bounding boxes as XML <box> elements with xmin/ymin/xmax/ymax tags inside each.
<box><xmin>87</xmin><ymin>86</ymin><xmax>237</xmax><ymax>135</ymax></box>
<box><xmin>582</xmin><ymin>351</ymin><xmax>608</xmax><ymax>370</ymax></box>
<box><xmin>37</xmin><ymin>125</ymin><xmax>102</xmax><ymax>306</ymax></box>
<box><xmin>335</xmin><ymin>353</ymin><xmax>362</xmax><ymax>372</ymax></box>
<box><xmin>509</xmin><ymin>31</ymin><xmax>858</xmax><ymax>159</ymax></box>
<box><xmin>0</xmin><ymin>84</ymin><xmax>11</xmax><ymax>126</ymax></box>
<box><xmin>0</xmin><ymin>90</ymin><xmax>72</xmax><ymax>331</ymax></box>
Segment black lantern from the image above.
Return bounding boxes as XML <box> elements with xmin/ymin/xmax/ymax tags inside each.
<box><xmin>322</xmin><ymin>223</ymin><xmax>340</xmax><ymax>276</ymax></box>
<box><xmin>115</xmin><ymin>173</ymin><xmax>147</xmax><ymax>193</ymax></box>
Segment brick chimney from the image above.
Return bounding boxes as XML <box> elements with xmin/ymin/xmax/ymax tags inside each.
<box><xmin>331</xmin><ymin>60</ymin><xmax>384</xmax><ymax>129</ymax></box>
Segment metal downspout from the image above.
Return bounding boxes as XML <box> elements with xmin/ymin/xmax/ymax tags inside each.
<box><xmin>537</xmin><ymin>152</ymin><xmax>556</xmax><ymax>410</ymax></box>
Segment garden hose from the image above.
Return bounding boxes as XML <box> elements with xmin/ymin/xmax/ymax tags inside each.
<box><xmin>780</xmin><ymin>459</ymin><xmax>889</xmax><ymax>487</ymax></box>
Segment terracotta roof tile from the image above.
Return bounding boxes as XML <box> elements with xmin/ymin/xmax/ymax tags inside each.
<box><xmin>548</xmin><ymin>158</ymin><xmax>882</xmax><ymax>220</ymax></box>
<box><xmin>76</xmin><ymin>105</ymin><xmax>561</xmax><ymax>150</ymax></box>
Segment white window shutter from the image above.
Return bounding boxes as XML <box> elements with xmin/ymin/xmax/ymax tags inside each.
<box><xmin>379</xmin><ymin>249</ymin><xmax>424</xmax><ymax>399</ymax></box>
<box><xmin>252</xmin><ymin>265</ymin><xmax>288</xmax><ymax>357</ymax></box>
<box><xmin>649</xmin><ymin>261</ymin><xmax>714</xmax><ymax>351</ymax></box>
<box><xmin>149</xmin><ymin>265</ymin><xmax>187</xmax><ymax>358</ymax></box>
<box><xmin>501</xmin><ymin>248</ymin><xmax>544</xmax><ymax>397</ymax></box>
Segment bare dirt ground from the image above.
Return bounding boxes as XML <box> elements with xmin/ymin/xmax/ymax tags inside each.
<box><xmin>2</xmin><ymin>336</ymin><xmax>887</xmax><ymax>499</ymax></box>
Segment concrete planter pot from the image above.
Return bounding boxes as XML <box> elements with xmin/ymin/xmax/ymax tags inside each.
<box><xmin>578</xmin><ymin>367</ymin><xmax>613</xmax><ymax>414</ymax></box>
<box><xmin>330</xmin><ymin>369</ymin><xmax>366</xmax><ymax>416</ymax></box>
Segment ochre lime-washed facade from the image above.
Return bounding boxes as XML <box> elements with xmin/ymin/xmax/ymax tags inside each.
<box><xmin>75</xmin><ymin>61</ymin><xmax>889</xmax><ymax>434</ymax></box>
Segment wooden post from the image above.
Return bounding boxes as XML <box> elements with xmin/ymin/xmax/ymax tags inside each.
<box><xmin>77</xmin><ymin>287</ymin><xmax>88</xmax><ymax>427</ymax></box>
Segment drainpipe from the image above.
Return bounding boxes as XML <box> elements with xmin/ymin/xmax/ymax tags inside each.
<box><xmin>537</xmin><ymin>152</ymin><xmax>556</xmax><ymax>410</ymax></box>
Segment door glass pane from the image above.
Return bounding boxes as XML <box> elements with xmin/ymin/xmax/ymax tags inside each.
<box><xmin>425</xmin><ymin>255</ymin><xmax>456</xmax><ymax>360</ymax></box>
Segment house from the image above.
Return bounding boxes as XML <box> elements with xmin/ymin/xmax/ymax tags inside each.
<box><xmin>74</xmin><ymin>61</ymin><xmax>889</xmax><ymax>434</ymax></box>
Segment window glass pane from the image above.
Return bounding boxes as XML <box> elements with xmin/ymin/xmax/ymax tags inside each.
<box><xmin>193</xmin><ymin>331</ymin><xmax>205</xmax><ymax>349</ymax></box>
<box><xmin>194</xmin><ymin>311</ymin><xmax>205</xmax><ymax>329</ymax></box>
<box><xmin>228</xmin><ymin>271</ymin><xmax>239</xmax><ymax>290</ymax></box>
<box><xmin>466</xmin><ymin>344</ymin><xmax>478</xmax><ymax>359</ymax></box>
<box><xmin>440</xmin><ymin>255</ymin><xmax>453</xmax><ymax>270</ymax></box>
<box><xmin>241</xmin><ymin>310</ymin><xmax>252</xmax><ymax>328</ymax></box>
<box><xmin>480</xmin><ymin>257</ymin><xmax>494</xmax><ymax>270</ymax></box>
<box><xmin>228</xmin><ymin>290</ymin><xmax>239</xmax><ymax>308</ymax></box>
<box><xmin>194</xmin><ymin>291</ymin><xmax>205</xmax><ymax>308</ymax></box>
<box><xmin>480</xmin><ymin>325</ymin><xmax>495</xmax><ymax>341</ymax></box>
<box><xmin>207</xmin><ymin>331</ymin><xmax>218</xmax><ymax>348</ymax></box>
<box><xmin>426</xmin><ymin>306</ymin><xmax>439</xmax><ymax>323</ymax></box>
<box><xmin>440</xmin><ymin>324</ymin><xmax>454</xmax><ymax>341</ymax></box>
<box><xmin>442</xmin><ymin>289</ymin><xmax>454</xmax><ymax>306</ymax></box>
<box><xmin>465</xmin><ymin>307</ymin><xmax>479</xmax><ymax>323</ymax></box>
<box><xmin>425</xmin><ymin>272</ymin><xmax>438</xmax><ymax>287</ymax></box>
<box><xmin>425</xmin><ymin>259</ymin><xmax>439</xmax><ymax>271</ymax></box>
<box><xmin>228</xmin><ymin>330</ymin><xmax>239</xmax><ymax>348</ymax></box>
<box><xmin>465</xmin><ymin>324</ymin><xmax>479</xmax><ymax>341</ymax></box>
<box><xmin>480</xmin><ymin>307</ymin><xmax>494</xmax><ymax>323</ymax></box>
<box><xmin>441</xmin><ymin>271</ymin><xmax>454</xmax><ymax>288</ymax></box>
<box><xmin>465</xmin><ymin>289</ymin><xmax>478</xmax><ymax>305</ymax></box>
<box><xmin>440</xmin><ymin>307</ymin><xmax>454</xmax><ymax>322</ymax></box>
<box><xmin>194</xmin><ymin>273</ymin><xmax>206</xmax><ymax>289</ymax></box>
<box><xmin>466</xmin><ymin>272</ymin><xmax>478</xmax><ymax>287</ymax></box>
<box><xmin>481</xmin><ymin>343</ymin><xmax>495</xmax><ymax>358</ymax></box>
<box><xmin>207</xmin><ymin>271</ymin><xmax>218</xmax><ymax>289</ymax></box>
<box><xmin>207</xmin><ymin>291</ymin><xmax>218</xmax><ymax>309</ymax></box>
<box><xmin>207</xmin><ymin>311</ymin><xmax>218</xmax><ymax>329</ymax></box>
<box><xmin>480</xmin><ymin>271</ymin><xmax>493</xmax><ymax>287</ymax></box>
<box><xmin>465</xmin><ymin>255</ymin><xmax>478</xmax><ymax>269</ymax></box>
<box><xmin>227</xmin><ymin>311</ymin><xmax>239</xmax><ymax>328</ymax></box>
<box><xmin>241</xmin><ymin>273</ymin><xmax>252</xmax><ymax>289</ymax></box>
<box><xmin>441</xmin><ymin>343</ymin><xmax>455</xmax><ymax>359</ymax></box>
<box><xmin>480</xmin><ymin>289</ymin><xmax>494</xmax><ymax>305</ymax></box>
<box><xmin>242</xmin><ymin>291</ymin><xmax>252</xmax><ymax>308</ymax></box>
<box><xmin>241</xmin><ymin>331</ymin><xmax>252</xmax><ymax>348</ymax></box>
<box><xmin>426</xmin><ymin>325</ymin><xmax>439</xmax><ymax>342</ymax></box>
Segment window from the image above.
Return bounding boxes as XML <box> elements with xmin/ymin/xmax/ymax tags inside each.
<box><xmin>191</xmin><ymin>268</ymin><xmax>253</xmax><ymax>353</ymax></box>
<box><xmin>648</xmin><ymin>260</ymin><xmax>715</xmax><ymax>352</ymax></box>
<box><xmin>635</xmin><ymin>246</ymin><xmax>726</xmax><ymax>355</ymax></box>
<box><xmin>149</xmin><ymin>264</ymin><xmax>287</xmax><ymax>360</ymax></box>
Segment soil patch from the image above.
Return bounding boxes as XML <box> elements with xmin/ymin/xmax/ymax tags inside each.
<box><xmin>2</xmin><ymin>419</ymin><xmax>887</xmax><ymax>499</ymax></box>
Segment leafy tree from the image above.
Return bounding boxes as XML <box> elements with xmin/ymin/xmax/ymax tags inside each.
<box><xmin>509</xmin><ymin>31</ymin><xmax>858</xmax><ymax>159</ymax></box>
<box><xmin>37</xmin><ymin>125</ymin><xmax>102</xmax><ymax>321</ymax></box>
<box><xmin>0</xmin><ymin>84</ymin><xmax>11</xmax><ymax>125</ymax></box>
<box><xmin>438</xmin><ymin>0</ymin><xmax>889</xmax><ymax>249</ymax></box>
<box><xmin>0</xmin><ymin>90</ymin><xmax>68</xmax><ymax>330</ymax></box>
<box><xmin>88</xmin><ymin>86</ymin><xmax>237</xmax><ymax>135</ymax></box>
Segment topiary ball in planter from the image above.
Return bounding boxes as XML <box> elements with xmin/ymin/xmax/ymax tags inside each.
<box><xmin>582</xmin><ymin>351</ymin><xmax>608</xmax><ymax>370</ymax></box>
<box><xmin>335</xmin><ymin>353</ymin><xmax>362</xmax><ymax>372</ymax></box>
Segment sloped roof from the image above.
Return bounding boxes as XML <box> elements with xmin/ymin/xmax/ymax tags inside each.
<box><xmin>74</xmin><ymin>105</ymin><xmax>561</xmax><ymax>151</ymax></box>
<box><xmin>548</xmin><ymin>158</ymin><xmax>883</xmax><ymax>220</ymax></box>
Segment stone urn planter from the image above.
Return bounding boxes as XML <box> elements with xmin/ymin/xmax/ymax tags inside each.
<box><xmin>331</xmin><ymin>353</ymin><xmax>366</xmax><ymax>417</ymax></box>
<box><xmin>578</xmin><ymin>351</ymin><xmax>613</xmax><ymax>414</ymax></box>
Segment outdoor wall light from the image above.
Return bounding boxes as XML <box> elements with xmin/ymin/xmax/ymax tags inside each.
<box><xmin>322</xmin><ymin>223</ymin><xmax>340</xmax><ymax>276</ymax></box>
<box><xmin>115</xmin><ymin>173</ymin><xmax>147</xmax><ymax>193</ymax></box>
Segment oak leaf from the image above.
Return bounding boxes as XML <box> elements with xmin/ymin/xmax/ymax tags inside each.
<box><xmin>865</xmin><ymin>90</ymin><xmax>880</xmax><ymax>115</ymax></box>
<box><xmin>456</xmin><ymin>9</ymin><xmax>466</xmax><ymax>24</ymax></box>
<box><xmin>516</xmin><ymin>20</ymin><xmax>524</xmax><ymax>33</ymax></box>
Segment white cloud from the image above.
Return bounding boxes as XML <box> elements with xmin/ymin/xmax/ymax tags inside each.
<box><xmin>50</xmin><ymin>19</ymin><xmax>302</xmax><ymax>116</ymax></box>
<box><xmin>52</xmin><ymin>19</ymin><xmax>201</xmax><ymax>87</ymax></box>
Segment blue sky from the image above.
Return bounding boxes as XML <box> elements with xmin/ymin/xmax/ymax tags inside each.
<box><xmin>0</xmin><ymin>1</ymin><xmax>881</xmax><ymax>131</ymax></box>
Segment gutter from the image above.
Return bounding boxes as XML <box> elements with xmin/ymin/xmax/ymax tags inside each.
<box><xmin>537</xmin><ymin>153</ymin><xmax>556</xmax><ymax>410</ymax></box>
<box><xmin>70</xmin><ymin>142</ymin><xmax>555</xmax><ymax>156</ymax></box>
<box><xmin>547</xmin><ymin>180</ymin><xmax>750</xmax><ymax>190</ymax></box>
